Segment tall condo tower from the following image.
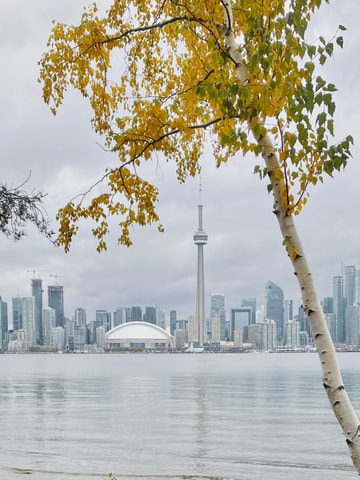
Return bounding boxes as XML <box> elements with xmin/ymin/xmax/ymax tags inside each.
<box><xmin>193</xmin><ymin>182</ymin><xmax>208</xmax><ymax>346</ymax></box>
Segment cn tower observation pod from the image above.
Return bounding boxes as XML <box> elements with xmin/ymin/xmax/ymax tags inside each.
<box><xmin>105</xmin><ymin>321</ymin><xmax>174</xmax><ymax>350</ymax></box>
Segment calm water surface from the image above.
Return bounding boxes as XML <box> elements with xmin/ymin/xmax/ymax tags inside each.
<box><xmin>1</xmin><ymin>352</ymin><xmax>360</xmax><ymax>479</ymax></box>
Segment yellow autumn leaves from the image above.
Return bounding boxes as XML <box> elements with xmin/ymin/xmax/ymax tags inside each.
<box><xmin>40</xmin><ymin>0</ymin><xmax>351</xmax><ymax>251</ymax></box>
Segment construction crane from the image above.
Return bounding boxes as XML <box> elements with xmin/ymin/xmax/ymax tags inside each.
<box><xmin>49</xmin><ymin>274</ymin><xmax>63</xmax><ymax>286</ymax></box>
<box><xmin>26</xmin><ymin>269</ymin><xmax>45</xmax><ymax>279</ymax></box>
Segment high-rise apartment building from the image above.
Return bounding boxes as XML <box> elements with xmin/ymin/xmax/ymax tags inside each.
<box><xmin>130</xmin><ymin>306</ymin><xmax>142</xmax><ymax>322</ymax></box>
<box><xmin>145</xmin><ymin>306</ymin><xmax>156</xmax><ymax>324</ymax></box>
<box><xmin>12</xmin><ymin>296</ymin><xmax>23</xmax><ymax>331</ymax></box>
<box><xmin>31</xmin><ymin>278</ymin><xmax>43</xmax><ymax>345</ymax></box>
<box><xmin>96</xmin><ymin>310</ymin><xmax>111</xmax><ymax>332</ymax></box>
<box><xmin>0</xmin><ymin>297</ymin><xmax>8</xmax><ymax>350</ymax></box>
<box><xmin>42</xmin><ymin>307</ymin><xmax>56</xmax><ymax>347</ymax></box>
<box><xmin>284</xmin><ymin>299</ymin><xmax>293</xmax><ymax>323</ymax></box>
<box><xmin>265</xmin><ymin>281</ymin><xmax>284</xmax><ymax>340</ymax></box>
<box><xmin>22</xmin><ymin>297</ymin><xmax>36</xmax><ymax>346</ymax></box>
<box><xmin>155</xmin><ymin>306</ymin><xmax>166</xmax><ymax>330</ymax></box>
<box><xmin>114</xmin><ymin>307</ymin><xmax>127</xmax><ymax>327</ymax></box>
<box><xmin>210</xmin><ymin>293</ymin><xmax>226</xmax><ymax>340</ymax></box>
<box><xmin>284</xmin><ymin>320</ymin><xmax>300</xmax><ymax>349</ymax></box>
<box><xmin>345</xmin><ymin>305</ymin><xmax>360</xmax><ymax>346</ymax></box>
<box><xmin>75</xmin><ymin>307</ymin><xmax>87</xmax><ymax>326</ymax></box>
<box><xmin>170</xmin><ymin>310</ymin><xmax>177</xmax><ymax>336</ymax></box>
<box><xmin>48</xmin><ymin>285</ymin><xmax>64</xmax><ymax>328</ymax></box>
<box><xmin>344</xmin><ymin>265</ymin><xmax>356</xmax><ymax>308</ymax></box>
<box><xmin>333</xmin><ymin>275</ymin><xmax>346</xmax><ymax>343</ymax></box>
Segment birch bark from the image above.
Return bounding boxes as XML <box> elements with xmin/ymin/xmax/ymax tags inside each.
<box><xmin>222</xmin><ymin>0</ymin><xmax>360</xmax><ymax>473</ymax></box>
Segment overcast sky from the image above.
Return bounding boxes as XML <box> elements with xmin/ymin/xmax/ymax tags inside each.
<box><xmin>0</xmin><ymin>1</ymin><xmax>359</xmax><ymax>326</ymax></box>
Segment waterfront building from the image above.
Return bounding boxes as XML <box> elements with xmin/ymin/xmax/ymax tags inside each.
<box><xmin>96</xmin><ymin>326</ymin><xmax>106</xmax><ymax>349</ymax></box>
<box><xmin>261</xmin><ymin>320</ymin><xmax>277</xmax><ymax>350</ymax></box>
<box><xmin>345</xmin><ymin>304</ymin><xmax>360</xmax><ymax>346</ymax></box>
<box><xmin>356</xmin><ymin>269</ymin><xmax>360</xmax><ymax>304</ymax></box>
<box><xmin>48</xmin><ymin>285</ymin><xmax>64</xmax><ymax>328</ymax></box>
<box><xmin>114</xmin><ymin>307</ymin><xmax>127</xmax><ymax>327</ymax></box>
<box><xmin>247</xmin><ymin>323</ymin><xmax>263</xmax><ymax>348</ymax></box>
<box><xmin>96</xmin><ymin>310</ymin><xmax>111</xmax><ymax>331</ymax></box>
<box><xmin>175</xmin><ymin>329</ymin><xmax>188</xmax><ymax>349</ymax></box>
<box><xmin>211</xmin><ymin>315</ymin><xmax>221</xmax><ymax>342</ymax></box>
<box><xmin>187</xmin><ymin>314</ymin><xmax>196</xmax><ymax>344</ymax></box>
<box><xmin>170</xmin><ymin>310</ymin><xmax>177</xmax><ymax>336</ymax></box>
<box><xmin>265</xmin><ymin>281</ymin><xmax>284</xmax><ymax>340</ymax></box>
<box><xmin>105</xmin><ymin>321</ymin><xmax>173</xmax><ymax>350</ymax></box>
<box><xmin>345</xmin><ymin>265</ymin><xmax>356</xmax><ymax>308</ymax></box>
<box><xmin>7</xmin><ymin>329</ymin><xmax>29</xmax><ymax>353</ymax></box>
<box><xmin>325</xmin><ymin>313</ymin><xmax>336</xmax><ymax>341</ymax></box>
<box><xmin>155</xmin><ymin>306</ymin><xmax>166</xmax><ymax>330</ymax></box>
<box><xmin>176</xmin><ymin>319</ymin><xmax>188</xmax><ymax>331</ymax></box>
<box><xmin>75</xmin><ymin>307</ymin><xmax>87</xmax><ymax>326</ymax></box>
<box><xmin>230</xmin><ymin>307</ymin><xmax>252</xmax><ymax>341</ymax></box>
<box><xmin>241</xmin><ymin>297</ymin><xmax>256</xmax><ymax>324</ymax></box>
<box><xmin>64</xmin><ymin>317</ymin><xmax>75</xmax><ymax>351</ymax></box>
<box><xmin>193</xmin><ymin>183</ymin><xmax>208</xmax><ymax>346</ymax></box>
<box><xmin>333</xmin><ymin>275</ymin><xmax>346</xmax><ymax>343</ymax></box>
<box><xmin>284</xmin><ymin>299</ymin><xmax>293</xmax><ymax>323</ymax></box>
<box><xmin>12</xmin><ymin>296</ymin><xmax>23</xmax><ymax>331</ymax></box>
<box><xmin>297</xmin><ymin>305</ymin><xmax>311</xmax><ymax>338</ymax></box>
<box><xmin>53</xmin><ymin>326</ymin><xmax>65</xmax><ymax>351</ymax></box>
<box><xmin>145</xmin><ymin>306</ymin><xmax>156</xmax><ymax>324</ymax></box>
<box><xmin>299</xmin><ymin>331</ymin><xmax>309</xmax><ymax>347</ymax></box>
<box><xmin>322</xmin><ymin>297</ymin><xmax>334</xmax><ymax>314</ymax></box>
<box><xmin>130</xmin><ymin>306</ymin><xmax>142</xmax><ymax>322</ymax></box>
<box><xmin>42</xmin><ymin>307</ymin><xmax>56</xmax><ymax>347</ymax></box>
<box><xmin>210</xmin><ymin>293</ymin><xmax>226</xmax><ymax>340</ymax></box>
<box><xmin>31</xmin><ymin>278</ymin><xmax>43</xmax><ymax>345</ymax></box>
<box><xmin>0</xmin><ymin>297</ymin><xmax>8</xmax><ymax>350</ymax></box>
<box><xmin>284</xmin><ymin>320</ymin><xmax>300</xmax><ymax>349</ymax></box>
<box><xmin>22</xmin><ymin>297</ymin><xmax>35</xmax><ymax>346</ymax></box>
<box><xmin>233</xmin><ymin>328</ymin><xmax>243</xmax><ymax>349</ymax></box>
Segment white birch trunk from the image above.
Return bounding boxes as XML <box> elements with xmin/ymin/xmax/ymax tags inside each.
<box><xmin>222</xmin><ymin>0</ymin><xmax>360</xmax><ymax>473</ymax></box>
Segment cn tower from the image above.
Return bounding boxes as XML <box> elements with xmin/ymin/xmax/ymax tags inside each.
<box><xmin>193</xmin><ymin>181</ymin><xmax>208</xmax><ymax>346</ymax></box>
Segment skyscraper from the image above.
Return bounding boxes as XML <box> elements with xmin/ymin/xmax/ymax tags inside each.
<box><xmin>241</xmin><ymin>297</ymin><xmax>256</xmax><ymax>324</ymax></box>
<box><xmin>193</xmin><ymin>183</ymin><xmax>208</xmax><ymax>346</ymax></box>
<box><xmin>0</xmin><ymin>297</ymin><xmax>8</xmax><ymax>350</ymax></box>
<box><xmin>12</xmin><ymin>296</ymin><xmax>23</xmax><ymax>331</ymax></box>
<box><xmin>344</xmin><ymin>265</ymin><xmax>356</xmax><ymax>308</ymax></box>
<box><xmin>96</xmin><ymin>310</ymin><xmax>111</xmax><ymax>331</ymax></box>
<box><xmin>170</xmin><ymin>310</ymin><xmax>177</xmax><ymax>336</ymax></box>
<box><xmin>265</xmin><ymin>281</ymin><xmax>284</xmax><ymax>341</ymax></box>
<box><xmin>333</xmin><ymin>275</ymin><xmax>346</xmax><ymax>343</ymax></box>
<box><xmin>210</xmin><ymin>293</ymin><xmax>225</xmax><ymax>340</ymax></box>
<box><xmin>31</xmin><ymin>278</ymin><xmax>43</xmax><ymax>345</ymax></box>
<box><xmin>75</xmin><ymin>307</ymin><xmax>87</xmax><ymax>326</ymax></box>
<box><xmin>145</xmin><ymin>306</ymin><xmax>156</xmax><ymax>324</ymax></box>
<box><xmin>48</xmin><ymin>285</ymin><xmax>64</xmax><ymax>328</ymax></box>
<box><xmin>22</xmin><ymin>297</ymin><xmax>35</xmax><ymax>346</ymax></box>
<box><xmin>230</xmin><ymin>307</ymin><xmax>252</xmax><ymax>341</ymax></box>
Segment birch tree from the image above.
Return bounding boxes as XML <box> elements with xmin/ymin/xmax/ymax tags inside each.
<box><xmin>39</xmin><ymin>0</ymin><xmax>360</xmax><ymax>472</ymax></box>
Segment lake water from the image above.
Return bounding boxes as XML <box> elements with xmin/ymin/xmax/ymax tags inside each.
<box><xmin>1</xmin><ymin>352</ymin><xmax>360</xmax><ymax>480</ymax></box>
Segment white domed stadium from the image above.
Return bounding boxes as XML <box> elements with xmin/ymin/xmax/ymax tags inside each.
<box><xmin>105</xmin><ymin>321</ymin><xmax>174</xmax><ymax>351</ymax></box>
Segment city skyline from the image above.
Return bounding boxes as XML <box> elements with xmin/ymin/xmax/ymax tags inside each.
<box><xmin>1</xmin><ymin>261</ymin><xmax>359</xmax><ymax>330</ymax></box>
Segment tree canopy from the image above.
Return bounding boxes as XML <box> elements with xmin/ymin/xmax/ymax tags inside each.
<box><xmin>39</xmin><ymin>0</ymin><xmax>352</xmax><ymax>252</ymax></box>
